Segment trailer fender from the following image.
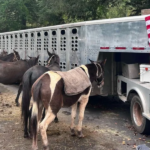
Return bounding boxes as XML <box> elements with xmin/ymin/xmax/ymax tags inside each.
<box><xmin>127</xmin><ymin>88</ymin><xmax>146</xmax><ymax>113</ymax></box>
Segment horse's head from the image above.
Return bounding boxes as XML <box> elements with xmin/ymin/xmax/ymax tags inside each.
<box><xmin>0</xmin><ymin>49</ymin><xmax>8</xmax><ymax>57</ymax></box>
<box><xmin>13</xmin><ymin>50</ymin><xmax>20</xmax><ymax>61</ymax></box>
<box><xmin>89</xmin><ymin>59</ymin><xmax>106</xmax><ymax>88</ymax></box>
<box><xmin>46</xmin><ymin>50</ymin><xmax>60</xmax><ymax>67</ymax></box>
<box><xmin>3</xmin><ymin>50</ymin><xmax>8</xmax><ymax>55</ymax></box>
<box><xmin>28</xmin><ymin>55</ymin><xmax>39</xmax><ymax>66</ymax></box>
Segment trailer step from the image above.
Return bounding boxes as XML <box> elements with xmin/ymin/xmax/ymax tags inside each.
<box><xmin>143</xmin><ymin>113</ymin><xmax>150</xmax><ymax>120</ymax></box>
<box><xmin>119</xmin><ymin>95</ymin><xmax>127</xmax><ymax>102</ymax></box>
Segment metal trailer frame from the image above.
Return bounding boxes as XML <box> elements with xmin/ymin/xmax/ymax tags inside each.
<box><xmin>0</xmin><ymin>15</ymin><xmax>150</xmax><ymax>66</ymax></box>
<box><xmin>0</xmin><ymin>15</ymin><xmax>150</xmax><ymax>93</ymax></box>
<box><xmin>117</xmin><ymin>76</ymin><xmax>150</xmax><ymax>120</ymax></box>
<box><xmin>1</xmin><ymin>14</ymin><xmax>150</xmax><ymax>132</ymax></box>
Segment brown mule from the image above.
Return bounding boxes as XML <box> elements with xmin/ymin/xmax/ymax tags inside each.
<box><xmin>0</xmin><ymin>50</ymin><xmax>20</xmax><ymax>62</ymax></box>
<box><xmin>0</xmin><ymin>55</ymin><xmax>39</xmax><ymax>85</ymax></box>
<box><xmin>31</xmin><ymin>59</ymin><xmax>106</xmax><ymax>150</ymax></box>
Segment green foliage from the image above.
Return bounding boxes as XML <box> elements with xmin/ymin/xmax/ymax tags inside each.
<box><xmin>126</xmin><ymin>0</ymin><xmax>150</xmax><ymax>15</ymax></box>
<box><xmin>0</xmin><ymin>0</ymin><xmax>149</xmax><ymax>32</ymax></box>
<box><xmin>106</xmin><ymin>0</ymin><xmax>132</xmax><ymax>18</ymax></box>
<box><xmin>0</xmin><ymin>0</ymin><xmax>38</xmax><ymax>32</ymax></box>
<box><xmin>37</xmin><ymin>0</ymin><xmax>64</xmax><ymax>26</ymax></box>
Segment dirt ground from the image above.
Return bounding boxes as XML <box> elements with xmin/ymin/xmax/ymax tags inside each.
<box><xmin>0</xmin><ymin>84</ymin><xmax>150</xmax><ymax>150</ymax></box>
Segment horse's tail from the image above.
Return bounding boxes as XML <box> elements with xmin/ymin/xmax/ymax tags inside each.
<box><xmin>31</xmin><ymin>79</ymin><xmax>42</xmax><ymax>146</ymax></box>
<box><xmin>21</xmin><ymin>72</ymin><xmax>32</xmax><ymax>125</ymax></box>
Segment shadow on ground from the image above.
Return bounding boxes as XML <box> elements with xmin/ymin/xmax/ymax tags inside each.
<box><xmin>0</xmin><ymin>84</ymin><xmax>150</xmax><ymax>150</ymax></box>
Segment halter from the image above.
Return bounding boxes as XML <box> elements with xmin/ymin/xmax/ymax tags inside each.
<box><xmin>13</xmin><ymin>52</ymin><xmax>19</xmax><ymax>61</ymax></box>
<box><xmin>47</xmin><ymin>55</ymin><xmax>55</xmax><ymax>66</ymax></box>
<box><xmin>94</xmin><ymin>63</ymin><xmax>104</xmax><ymax>85</ymax></box>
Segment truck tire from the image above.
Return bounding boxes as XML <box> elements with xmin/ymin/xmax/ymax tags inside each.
<box><xmin>130</xmin><ymin>94</ymin><xmax>150</xmax><ymax>134</ymax></box>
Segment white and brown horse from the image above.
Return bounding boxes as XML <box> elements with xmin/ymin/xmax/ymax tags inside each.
<box><xmin>20</xmin><ymin>50</ymin><xmax>61</xmax><ymax>138</ymax></box>
<box><xmin>31</xmin><ymin>59</ymin><xmax>106</xmax><ymax>150</ymax></box>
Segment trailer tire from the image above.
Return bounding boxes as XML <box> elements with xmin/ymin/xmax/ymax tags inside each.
<box><xmin>130</xmin><ymin>94</ymin><xmax>150</xmax><ymax>134</ymax></box>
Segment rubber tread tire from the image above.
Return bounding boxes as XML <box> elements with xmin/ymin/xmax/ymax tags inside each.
<box><xmin>130</xmin><ymin>94</ymin><xmax>150</xmax><ymax>134</ymax></box>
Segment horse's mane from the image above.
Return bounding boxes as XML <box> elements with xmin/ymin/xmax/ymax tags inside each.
<box><xmin>0</xmin><ymin>53</ymin><xmax>13</xmax><ymax>59</ymax></box>
<box><xmin>22</xmin><ymin>59</ymin><xmax>28</xmax><ymax>61</ymax></box>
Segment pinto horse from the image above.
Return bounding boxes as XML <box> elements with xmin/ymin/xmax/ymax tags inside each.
<box><xmin>20</xmin><ymin>50</ymin><xmax>61</xmax><ymax>138</ymax></box>
<box><xmin>0</xmin><ymin>50</ymin><xmax>20</xmax><ymax>62</ymax></box>
<box><xmin>31</xmin><ymin>59</ymin><xmax>106</xmax><ymax>150</ymax></box>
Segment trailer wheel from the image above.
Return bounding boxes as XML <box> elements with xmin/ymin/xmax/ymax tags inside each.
<box><xmin>130</xmin><ymin>94</ymin><xmax>150</xmax><ymax>134</ymax></box>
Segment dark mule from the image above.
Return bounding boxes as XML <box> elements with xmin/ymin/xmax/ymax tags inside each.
<box><xmin>0</xmin><ymin>55</ymin><xmax>39</xmax><ymax>85</ymax></box>
<box><xmin>0</xmin><ymin>50</ymin><xmax>20</xmax><ymax>62</ymax></box>
<box><xmin>0</xmin><ymin>50</ymin><xmax>8</xmax><ymax>57</ymax></box>
<box><xmin>31</xmin><ymin>59</ymin><xmax>106</xmax><ymax>150</ymax></box>
<box><xmin>19</xmin><ymin>50</ymin><xmax>61</xmax><ymax>138</ymax></box>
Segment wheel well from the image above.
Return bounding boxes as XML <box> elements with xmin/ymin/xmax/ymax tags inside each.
<box><xmin>127</xmin><ymin>90</ymin><xmax>139</xmax><ymax>102</ymax></box>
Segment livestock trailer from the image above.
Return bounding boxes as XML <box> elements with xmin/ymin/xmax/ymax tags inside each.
<box><xmin>1</xmin><ymin>15</ymin><xmax>150</xmax><ymax>134</ymax></box>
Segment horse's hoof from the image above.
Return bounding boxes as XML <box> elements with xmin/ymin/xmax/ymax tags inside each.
<box><xmin>29</xmin><ymin>134</ymin><xmax>33</xmax><ymax>139</ymax></box>
<box><xmin>24</xmin><ymin>133</ymin><xmax>29</xmax><ymax>138</ymax></box>
<box><xmin>43</xmin><ymin>145</ymin><xmax>49</xmax><ymax>150</ymax></box>
<box><xmin>77</xmin><ymin>131</ymin><xmax>84</xmax><ymax>138</ymax></box>
<box><xmin>16</xmin><ymin>102</ymin><xmax>20</xmax><ymax>107</ymax></box>
<box><xmin>54</xmin><ymin>119</ymin><xmax>59</xmax><ymax>123</ymax></box>
<box><xmin>29</xmin><ymin>132</ymin><xmax>33</xmax><ymax>139</ymax></box>
<box><xmin>32</xmin><ymin>145</ymin><xmax>38</xmax><ymax>150</ymax></box>
<box><xmin>70</xmin><ymin>128</ymin><xmax>76</xmax><ymax>136</ymax></box>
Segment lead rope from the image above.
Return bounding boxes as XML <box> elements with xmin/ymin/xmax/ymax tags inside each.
<box><xmin>94</xmin><ymin>63</ymin><xmax>102</xmax><ymax>78</ymax></box>
<box><xmin>91</xmin><ymin>63</ymin><xmax>99</xmax><ymax>93</ymax></box>
<box><xmin>93</xmin><ymin>63</ymin><xmax>104</xmax><ymax>94</ymax></box>
<box><xmin>47</xmin><ymin>55</ymin><xmax>55</xmax><ymax>66</ymax></box>
<box><xmin>90</xmin><ymin>63</ymin><xmax>97</xmax><ymax>93</ymax></box>
<box><xmin>97</xmin><ymin>63</ymin><xmax>103</xmax><ymax>95</ymax></box>
<box><xmin>13</xmin><ymin>52</ymin><xmax>18</xmax><ymax>61</ymax></box>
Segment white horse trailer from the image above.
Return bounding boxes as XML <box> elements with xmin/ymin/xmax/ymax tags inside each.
<box><xmin>1</xmin><ymin>15</ymin><xmax>150</xmax><ymax>134</ymax></box>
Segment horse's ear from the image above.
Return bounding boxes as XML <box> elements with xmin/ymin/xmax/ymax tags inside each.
<box><xmin>52</xmin><ymin>48</ymin><xmax>55</xmax><ymax>53</ymax></box>
<box><xmin>89</xmin><ymin>59</ymin><xmax>94</xmax><ymax>63</ymax></box>
<box><xmin>101</xmin><ymin>59</ymin><xmax>107</xmax><ymax>66</ymax></box>
<box><xmin>13</xmin><ymin>49</ymin><xmax>17</xmax><ymax>53</ymax></box>
<box><xmin>47</xmin><ymin>49</ymin><xmax>51</xmax><ymax>56</ymax></box>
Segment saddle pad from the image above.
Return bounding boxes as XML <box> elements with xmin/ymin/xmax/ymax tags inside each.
<box><xmin>56</xmin><ymin>67</ymin><xmax>91</xmax><ymax>96</ymax></box>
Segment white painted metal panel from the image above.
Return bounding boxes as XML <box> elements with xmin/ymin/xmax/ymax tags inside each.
<box><xmin>0</xmin><ymin>15</ymin><xmax>150</xmax><ymax>66</ymax></box>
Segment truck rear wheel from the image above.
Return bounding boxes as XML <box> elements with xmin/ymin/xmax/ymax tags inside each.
<box><xmin>130</xmin><ymin>94</ymin><xmax>150</xmax><ymax>134</ymax></box>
